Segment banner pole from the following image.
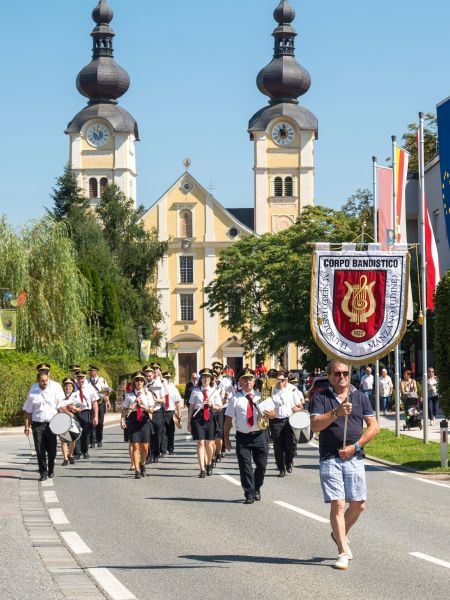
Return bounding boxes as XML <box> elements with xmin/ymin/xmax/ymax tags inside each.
<box><xmin>392</xmin><ymin>135</ymin><xmax>401</xmax><ymax>437</ymax></box>
<box><xmin>419</xmin><ymin>112</ymin><xmax>429</xmax><ymax>443</ymax></box>
<box><xmin>342</xmin><ymin>383</ymin><xmax>351</xmax><ymax>448</ymax></box>
<box><xmin>373</xmin><ymin>156</ymin><xmax>380</xmax><ymax>422</ymax></box>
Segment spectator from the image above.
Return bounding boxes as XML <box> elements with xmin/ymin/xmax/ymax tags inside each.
<box><xmin>379</xmin><ymin>368</ymin><xmax>393</xmax><ymax>416</ymax></box>
<box><xmin>360</xmin><ymin>367</ymin><xmax>374</xmax><ymax>410</ymax></box>
<box><xmin>427</xmin><ymin>368</ymin><xmax>439</xmax><ymax>426</ymax></box>
<box><xmin>400</xmin><ymin>370</ymin><xmax>417</xmax><ymax>401</ymax></box>
<box><xmin>184</xmin><ymin>372</ymin><xmax>198</xmax><ymax>408</ymax></box>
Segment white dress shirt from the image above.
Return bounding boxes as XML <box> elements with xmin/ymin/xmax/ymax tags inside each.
<box><xmin>225</xmin><ymin>390</ymin><xmax>262</xmax><ymax>433</ymax></box>
<box><xmin>361</xmin><ymin>374</ymin><xmax>374</xmax><ymax>391</ymax></box>
<box><xmin>190</xmin><ymin>387</ymin><xmax>222</xmax><ymax>411</ymax></box>
<box><xmin>89</xmin><ymin>376</ymin><xmax>111</xmax><ymax>399</ymax></box>
<box><xmin>166</xmin><ymin>382</ymin><xmax>182</xmax><ymax>411</ymax></box>
<box><xmin>77</xmin><ymin>382</ymin><xmax>99</xmax><ymax>410</ymax></box>
<box><xmin>272</xmin><ymin>386</ymin><xmax>302</xmax><ymax>418</ymax></box>
<box><xmin>123</xmin><ymin>390</ymin><xmax>154</xmax><ymax>412</ymax></box>
<box><xmin>23</xmin><ymin>384</ymin><xmax>64</xmax><ymax>422</ymax></box>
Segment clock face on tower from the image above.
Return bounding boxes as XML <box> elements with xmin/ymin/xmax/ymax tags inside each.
<box><xmin>272</xmin><ymin>122</ymin><xmax>295</xmax><ymax>146</ymax></box>
<box><xmin>86</xmin><ymin>123</ymin><xmax>110</xmax><ymax>148</ymax></box>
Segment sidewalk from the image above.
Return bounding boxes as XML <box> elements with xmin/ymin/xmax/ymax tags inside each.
<box><xmin>0</xmin><ymin>412</ymin><xmax>121</xmax><ymax>438</ymax></box>
<box><xmin>377</xmin><ymin>412</ymin><xmax>444</xmax><ymax>443</ymax></box>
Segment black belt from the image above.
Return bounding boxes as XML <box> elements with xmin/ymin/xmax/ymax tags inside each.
<box><xmin>236</xmin><ymin>429</ymin><xmax>264</xmax><ymax>436</ymax></box>
<box><xmin>272</xmin><ymin>417</ymin><xmax>289</xmax><ymax>422</ymax></box>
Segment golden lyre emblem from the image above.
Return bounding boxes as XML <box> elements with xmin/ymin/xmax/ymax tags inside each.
<box><xmin>341</xmin><ymin>275</ymin><xmax>376</xmax><ymax>338</ymax></box>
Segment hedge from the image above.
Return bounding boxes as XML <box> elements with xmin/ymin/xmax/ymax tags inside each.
<box><xmin>0</xmin><ymin>351</ymin><xmax>174</xmax><ymax>427</ymax></box>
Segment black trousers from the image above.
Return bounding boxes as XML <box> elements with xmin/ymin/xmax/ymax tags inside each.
<box><xmin>75</xmin><ymin>410</ymin><xmax>91</xmax><ymax>455</ymax></box>
<box><xmin>89</xmin><ymin>402</ymin><xmax>106</xmax><ymax>443</ymax></box>
<box><xmin>150</xmin><ymin>410</ymin><xmax>165</xmax><ymax>458</ymax></box>
<box><xmin>235</xmin><ymin>430</ymin><xmax>268</xmax><ymax>498</ymax></box>
<box><xmin>32</xmin><ymin>422</ymin><xmax>57</xmax><ymax>475</ymax></box>
<box><xmin>269</xmin><ymin>418</ymin><xmax>296</xmax><ymax>471</ymax></box>
<box><xmin>162</xmin><ymin>410</ymin><xmax>175</xmax><ymax>453</ymax></box>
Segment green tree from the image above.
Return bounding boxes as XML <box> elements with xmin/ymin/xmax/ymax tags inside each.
<box><xmin>204</xmin><ymin>205</ymin><xmax>361</xmax><ymax>357</ymax></box>
<box><xmin>434</xmin><ymin>271</ymin><xmax>450</xmax><ymax>418</ymax></box>
<box><xmin>49</xmin><ymin>164</ymin><xmax>89</xmax><ymax>220</ymax></box>
<box><xmin>341</xmin><ymin>188</ymin><xmax>374</xmax><ymax>241</ymax></box>
<box><xmin>401</xmin><ymin>113</ymin><xmax>439</xmax><ymax>172</ymax></box>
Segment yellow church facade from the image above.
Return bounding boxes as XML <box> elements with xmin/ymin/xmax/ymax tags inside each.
<box><xmin>67</xmin><ymin>1</ymin><xmax>318</xmax><ymax>383</ymax></box>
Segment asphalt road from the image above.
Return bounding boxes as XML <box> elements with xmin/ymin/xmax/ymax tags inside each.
<box><xmin>42</xmin><ymin>423</ymin><xmax>450</xmax><ymax>600</ymax></box>
<box><xmin>1</xmin><ymin>421</ymin><xmax>449</xmax><ymax>600</ymax></box>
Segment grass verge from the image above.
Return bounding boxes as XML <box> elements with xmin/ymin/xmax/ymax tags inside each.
<box><xmin>365</xmin><ymin>428</ymin><xmax>450</xmax><ymax>473</ymax></box>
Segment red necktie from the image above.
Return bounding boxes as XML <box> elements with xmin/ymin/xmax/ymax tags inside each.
<box><xmin>246</xmin><ymin>393</ymin><xmax>254</xmax><ymax>427</ymax></box>
<box><xmin>79</xmin><ymin>385</ymin><xmax>84</xmax><ymax>405</ymax></box>
<box><xmin>203</xmin><ymin>389</ymin><xmax>210</xmax><ymax>421</ymax></box>
<box><xmin>136</xmin><ymin>392</ymin><xmax>143</xmax><ymax>422</ymax></box>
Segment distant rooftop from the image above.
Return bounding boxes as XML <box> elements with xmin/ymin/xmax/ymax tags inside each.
<box><xmin>227</xmin><ymin>208</ymin><xmax>254</xmax><ymax>232</ymax></box>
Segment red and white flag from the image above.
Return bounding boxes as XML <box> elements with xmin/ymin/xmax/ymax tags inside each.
<box><xmin>376</xmin><ymin>166</ymin><xmax>394</xmax><ymax>244</ymax></box>
<box><xmin>416</xmin><ymin>130</ymin><xmax>441</xmax><ymax>310</ymax></box>
<box><xmin>394</xmin><ymin>146</ymin><xmax>409</xmax><ymax>244</ymax></box>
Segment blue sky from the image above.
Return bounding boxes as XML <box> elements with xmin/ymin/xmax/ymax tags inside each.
<box><xmin>2</xmin><ymin>0</ymin><xmax>450</xmax><ymax>227</ymax></box>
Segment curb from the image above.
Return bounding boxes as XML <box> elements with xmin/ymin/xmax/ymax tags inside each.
<box><xmin>365</xmin><ymin>453</ymin><xmax>450</xmax><ymax>479</ymax></box>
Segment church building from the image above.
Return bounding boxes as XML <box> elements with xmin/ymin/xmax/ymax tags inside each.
<box><xmin>67</xmin><ymin>0</ymin><xmax>318</xmax><ymax>383</ymax></box>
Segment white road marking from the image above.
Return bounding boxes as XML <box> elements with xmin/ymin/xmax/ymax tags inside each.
<box><xmin>274</xmin><ymin>501</ymin><xmax>330</xmax><ymax>524</ymax></box>
<box><xmin>415</xmin><ymin>477</ymin><xmax>450</xmax><ymax>489</ymax></box>
<box><xmin>220</xmin><ymin>474</ymin><xmax>241</xmax><ymax>486</ymax></box>
<box><xmin>43</xmin><ymin>490</ymin><xmax>58</xmax><ymax>503</ymax></box>
<box><xmin>61</xmin><ymin>531</ymin><xmax>92</xmax><ymax>554</ymax></box>
<box><xmin>88</xmin><ymin>568</ymin><xmax>136</xmax><ymax>600</ymax></box>
<box><xmin>409</xmin><ymin>552</ymin><xmax>450</xmax><ymax>569</ymax></box>
<box><xmin>41</xmin><ymin>478</ymin><xmax>54</xmax><ymax>487</ymax></box>
<box><xmin>48</xmin><ymin>508</ymin><xmax>69</xmax><ymax>525</ymax></box>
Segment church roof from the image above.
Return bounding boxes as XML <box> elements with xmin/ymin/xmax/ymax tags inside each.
<box><xmin>65</xmin><ymin>103</ymin><xmax>139</xmax><ymax>139</ymax></box>
<box><xmin>248</xmin><ymin>102</ymin><xmax>318</xmax><ymax>138</ymax></box>
<box><xmin>226</xmin><ymin>208</ymin><xmax>254</xmax><ymax>231</ymax></box>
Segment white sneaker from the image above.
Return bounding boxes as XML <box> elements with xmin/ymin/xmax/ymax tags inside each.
<box><xmin>331</xmin><ymin>531</ymin><xmax>353</xmax><ymax>560</ymax></box>
<box><xmin>334</xmin><ymin>553</ymin><xmax>349</xmax><ymax>570</ymax></box>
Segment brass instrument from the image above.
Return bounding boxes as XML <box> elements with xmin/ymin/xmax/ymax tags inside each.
<box><xmin>255</xmin><ymin>377</ymin><xmax>275</xmax><ymax>430</ymax></box>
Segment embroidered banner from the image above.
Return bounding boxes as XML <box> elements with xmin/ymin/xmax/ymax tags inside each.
<box><xmin>310</xmin><ymin>246</ymin><xmax>410</xmax><ymax>365</ymax></box>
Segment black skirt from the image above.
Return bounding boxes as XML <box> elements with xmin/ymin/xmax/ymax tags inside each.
<box><xmin>191</xmin><ymin>410</ymin><xmax>215</xmax><ymax>441</ymax></box>
<box><xmin>126</xmin><ymin>412</ymin><xmax>152</xmax><ymax>443</ymax></box>
<box><xmin>213</xmin><ymin>409</ymin><xmax>224</xmax><ymax>437</ymax></box>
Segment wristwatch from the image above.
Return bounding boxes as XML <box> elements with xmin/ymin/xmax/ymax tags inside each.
<box><xmin>354</xmin><ymin>442</ymin><xmax>362</xmax><ymax>452</ymax></box>
<box><xmin>331</xmin><ymin>407</ymin><xmax>338</xmax><ymax>418</ymax></box>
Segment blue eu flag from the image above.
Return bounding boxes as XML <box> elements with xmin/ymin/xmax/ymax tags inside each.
<box><xmin>437</xmin><ymin>98</ymin><xmax>450</xmax><ymax>248</ymax></box>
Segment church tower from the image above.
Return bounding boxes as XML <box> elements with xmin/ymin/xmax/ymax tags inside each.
<box><xmin>249</xmin><ymin>0</ymin><xmax>318</xmax><ymax>235</ymax></box>
<box><xmin>66</xmin><ymin>0</ymin><xmax>139</xmax><ymax>207</ymax></box>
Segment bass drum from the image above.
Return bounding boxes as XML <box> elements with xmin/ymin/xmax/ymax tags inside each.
<box><xmin>49</xmin><ymin>412</ymin><xmax>81</xmax><ymax>443</ymax></box>
<box><xmin>289</xmin><ymin>410</ymin><xmax>313</xmax><ymax>444</ymax></box>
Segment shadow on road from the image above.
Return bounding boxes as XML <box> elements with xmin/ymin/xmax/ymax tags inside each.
<box><xmin>179</xmin><ymin>554</ymin><xmax>332</xmax><ymax>566</ymax></box>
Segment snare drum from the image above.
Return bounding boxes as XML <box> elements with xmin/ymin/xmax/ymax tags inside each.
<box><xmin>289</xmin><ymin>410</ymin><xmax>313</xmax><ymax>444</ymax></box>
<box><xmin>49</xmin><ymin>413</ymin><xmax>82</xmax><ymax>443</ymax></box>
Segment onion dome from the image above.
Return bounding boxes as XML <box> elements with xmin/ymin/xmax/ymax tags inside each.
<box><xmin>76</xmin><ymin>0</ymin><xmax>130</xmax><ymax>105</ymax></box>
<box><xmin>256</xmin><ymin>0</ymin><xmax>311</xmax><ymax>105</ymax></box>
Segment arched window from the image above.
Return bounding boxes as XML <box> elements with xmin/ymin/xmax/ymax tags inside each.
<box><xmin>100</xmin><ymin>177</ymin><xmax>108</xmax><ymax>196</ymax></box>
<box><xmin>180</xmin><ymin>209</ymin><xmax>193</xmax><ymax>238</ymax></box>
<box><xmin>274</xmin><ymin>177</ymin><xmax>283</xmax><ymax>197</ymax></box>
<box><xmin>284</xmin><ymin>176</ymin><xmax>293</xmax><ymax>197</ymax></box>
<box><xmin>89</xmin><ymin>178</ymin><xmax>98</xmax><ymax>199</ymax></box>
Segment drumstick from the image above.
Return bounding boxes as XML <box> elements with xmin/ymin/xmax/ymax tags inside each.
<box><xmin>26</xmin><ymin>433</ymin><xmax>35</xmax><ymax>456</ymax></box>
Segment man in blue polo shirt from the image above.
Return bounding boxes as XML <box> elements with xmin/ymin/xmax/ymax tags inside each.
<box><xmin>310</xmin><ymin>360</ymin><xmax>379</xmax><ymax>571</ymax></box>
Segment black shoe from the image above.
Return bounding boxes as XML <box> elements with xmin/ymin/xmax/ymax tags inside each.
<box><xmin>48</xmin><ymin>472</ymin><xmax>54</xmax><ymax>479</ymax></box>
<box><xmin>145</xmin><ymin>457</ymin><xmax>152</xmax><ymax>465</ymax></box>
<box><xmin>39</xmin><ymin>474</ymin><xmax>48</xmax><ymax>482</ymax></box>
<box><xmin>97</xmin><ymin>442</ymin><xmax>102</xmax><ymax>448</ymax></box>
<box><xmin>206</xmin><ymin>464</ymin><xmax>213</xmax><ymax>476</ymax></box>
<box><xmin>244</xmin><ymin>495</ymin><xmax>255</xmax><ymax>504</ymax></box>
<box><xmin>74</xmin><ymin>455</ymin><xmax>81</xmax><ymax>460</ymax></box>
<box><xmin>89</xmin><ymin>443</ymin><xmax>95</xmax><ymax>448</ymax></box>
<box><xmin>286</xmin><ymin>464</ymin><xmax>293</xmax><ymax>474</ymax></box>
<box><xmin>278</xmin><ymin>470</ymin><xmax>286</xmax><ymax>477</ymax></box>
<box><xmin>140</xmin><ymin>465</ymin><xmax>146</xmax><ymax>477</ymax></box>
<box><xmin>168</xmin><ymin>451</ymin><xmax>175</xmax><ymax>455</ymax></box>
<box><xmin>69</xmin><ymin>457</ymin><xmax>75</xmax><ymax>465</ymax></box>
<box><xmin>83</xmin><ymin>453</ymin><xmax>90</xmax><ymax>459</ymax></box>
<box><xmin>135</xmin><ymin>471</ymin><xmax>141</xmax><ymax>479</ymax></box>
<box><xmin>198</xmin><ymin>470</ymin><xmax>206</xmax><ymax>478</ymax></box>
<box><xmin>215</xmin><ymin>455</ymin><xmax>222</xmax><ymax>463</ymax></box>
<box><xmin>255</xmin><ymin>491</ymin><xmax>261</xmax><ymax>501</ymax></box>
<box><xmin>160</xmin><ymin>452</ymin><xmax>166</xmax><ymax>458</ymax></box>
<box><xmin>61</xmin><ymin>460</ymin><xmax>68</xmax><ymax>466</ymax></box>
<box><xmin>153</xmin><ymin>458</ymin><xmax>159</xmax><ymax>464</ymax></box>
<box><xmin>211</xmin><ymin>459</ymin><xmax>216</xmax><ymax>468</ymax></box>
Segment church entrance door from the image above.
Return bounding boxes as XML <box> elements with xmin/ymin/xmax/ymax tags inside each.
<box><xmin>178</xmin><ymin>353</ymin><xmax>197</xmax><ymax>385</ymax></box>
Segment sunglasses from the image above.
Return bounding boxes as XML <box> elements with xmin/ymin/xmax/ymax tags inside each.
<box><xmin>333</xmin><ymin>371</ymin><xmax>349</xmax><ymax>378</ymax></box>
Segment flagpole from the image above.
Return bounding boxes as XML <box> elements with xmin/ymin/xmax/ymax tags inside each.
<box><xmin>419</xmin><ymin>112</ymin><xmax>429</xmax><ymax>444</ymax></box>
<box><xmin>372</xmin><ymin>156</ymin><xmax>380</xmax><ymax>422</ymax></box>
<box><xmin>392</xmin><ymin>135</ymin><xmax>401</xmax><ymax>437</ymax></box>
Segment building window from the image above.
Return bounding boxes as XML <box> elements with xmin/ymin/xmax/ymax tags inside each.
<box><xmin>89</xmin><ymin>178</ymin><xmax>98</xmax><ymax>199</ymax></box>
<box><xmin>100</xmin><ymin>177</ymin><xmax>108</xmax><ymax>196</ymax></box>
<box><xmin>180</xmin><ymin>209</ymin><xmax>193</xmax><ymax>238</ymax></box>
<box><xmin>274</xmin><ymin>177</ymin><xmax>283</xmax><ymax>197</ymax></box>
<box><xmin>180</xmin><ymin>256</ymin><xmax>194</xmax><ymax>284</ymax></box>
<box><xmin>180</xmin><ymin>293</ymin><xmax>194</xmax><ymax>321</ymax></box>
<box><xmin>228</xmin><ymin>227</ymin><xmax>239</xmax><ymax>239</ymax></box>
<box><xmin>284</xmin><ymin>176</ymin><xmax>293</xmax><ymax>196</ymax></box>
